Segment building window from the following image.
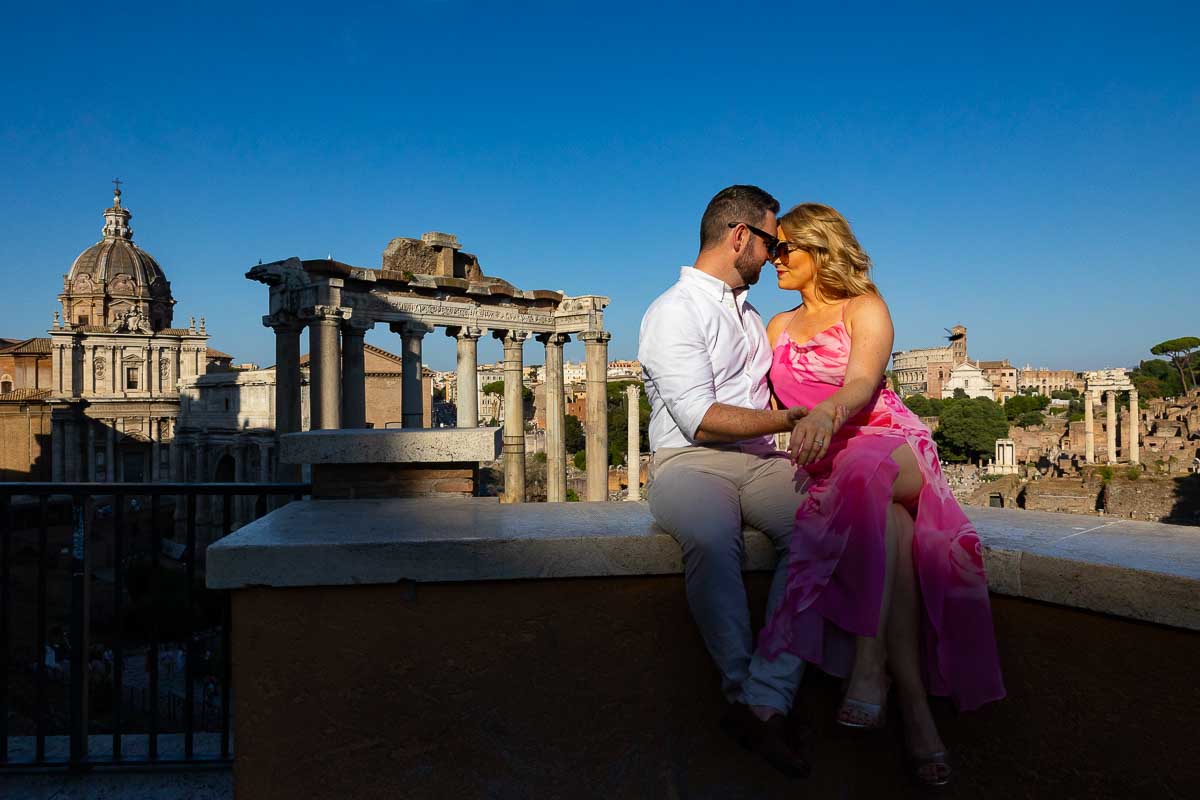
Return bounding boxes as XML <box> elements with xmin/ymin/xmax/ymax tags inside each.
<box><xmin>126</xmin><ymin>367</ymin><xmax>139</xmax><ymax>390</ymax></box>
<box><xmin>0</xmin><ymin>380</ymin><xmax>11</xmax><ymax>394</ymax></box>
<box><xmin>77</xmin><ymin>315</ymin><xmax>89</xmax><ymax>326</ymax></box>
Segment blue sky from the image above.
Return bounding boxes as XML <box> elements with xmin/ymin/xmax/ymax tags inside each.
<box><xmin>2</xmin><ymin>1</ymin><xmax>1196</xmax><ymax>372</ymax></box>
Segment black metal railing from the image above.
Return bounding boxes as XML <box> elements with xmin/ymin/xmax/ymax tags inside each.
<box><xmin>0</xmin><ymin>481</ymin><xmax>309</xmax><ymax>772</ymax></box>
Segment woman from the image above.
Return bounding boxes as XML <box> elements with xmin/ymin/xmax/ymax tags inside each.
<box><xmin>758</xmin><ymin>203</ymin><xmax>1005</xmax><ymax>786</ymax></box>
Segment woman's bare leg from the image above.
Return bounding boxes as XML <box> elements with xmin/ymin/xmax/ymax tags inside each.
<box><xmin>885</xmin><ymin>444</ymin><xmax>947</xmax><ymax>763</ymax></box>
<box><xmin>840</xmin><ymin>503</ymin><xmax>899</xmax><ymax>718</ymax></box>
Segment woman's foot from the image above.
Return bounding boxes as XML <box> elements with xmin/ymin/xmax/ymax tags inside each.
<box><xmin>896</xmin><ymin>686</ymin><xmax>949</xmax><ymax>784</ymax></box>
<box><xmin>836</xmin><ymin>664</ymin><xmax>890</xmax><ymax>728</ymax></box>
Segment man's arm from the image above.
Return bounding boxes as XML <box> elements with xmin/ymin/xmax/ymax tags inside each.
<box><xmin>693</xmin><ymin>403</ymin><xmax>806</xmax><ymax>443</ymax></box>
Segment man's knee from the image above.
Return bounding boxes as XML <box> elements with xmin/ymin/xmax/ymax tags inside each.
<box><xmin>649</xmin><ymin>467</ymin><xmax>741</xmax><ymax>559</ymax></box>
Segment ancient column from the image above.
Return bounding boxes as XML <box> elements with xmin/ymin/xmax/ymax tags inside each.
<box><xmin>105</xmin><ymin>420</ymin><xmax>116</xmax><ymax>482</ymax></box>
<box><xmin>1084</xmin><ymin>391</ymin><xmax>1096</xmax><ymax>464</ymax></box>
<box><xmin>626</xmin><ymin>383</ymin><xmax>641</xmax><ymax>501</ymax></box>
<box><xmin>1106</xmin><ymin>390</ymin><xmax>1118</xmax><ymax>463</ymax></box>
<box><xmin>496</xmin><ymin>330</ymin><xmax>529</xmax><ymax>503</ymax></box>
<box><xmin>1129</xmin><ymin>389</ymin><xmax>1140</xmax><ymax>465</ymax></box>
<box><xmin>582</xmin><ymin>330</ymin><xmax>611</xmax><ymax>501</ymax></box>
<box><xmin>340</xmin><ymin>321</ymin><xmax>371</xmax><ymax>429</ymax></box>
<box><xmin>396</xmin><ymin>322</ymin><xmax>434</xmax><ymax>429</ymax></box>
<box><xmin>308</xmin><ymin>306</ymin><xmax>347</xmax><ymax>430</ymax></box>
<box><xmin>86</xmin><ymin>420</ymin><xmax>96</xmax><ymax>481</ymax></box>
<box><xmin>538</xmin><ymin>333</ymin><xmax>569</xmax><ymax>502</ymax></box>
<box><xmin>265</xmin><ymin>313</ymin><xmax>304</xmax><ymax>479</ymax></box>
<box><xmin>258</xmin><ymin>442</ymin><xmax>271</xmax><ymax>481</ymax></box>
<box><xmin>449</xmin><ymin>327</ymin><xmax>483</xmax><ymax>428</ymax></box>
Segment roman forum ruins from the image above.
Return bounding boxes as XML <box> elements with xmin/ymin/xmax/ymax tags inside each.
<box><xmin>247</xmin><ymin>232</ymin><xmax>612</xmax><ymax>502</ymax></box>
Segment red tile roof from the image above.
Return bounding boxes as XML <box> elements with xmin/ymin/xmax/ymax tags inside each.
<box><xmin>0</xmin><ymin>388</ymin><xmax>51</xmax><ymax>402</ymax></box>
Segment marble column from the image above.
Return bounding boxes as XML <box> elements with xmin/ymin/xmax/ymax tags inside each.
<box><xmin>258</xmin><ymin>443</ymin><xmax>271</xmax><ymax>481</ymax></box>
<box><xmin>496</xmin><ymin>330</ymin><xmax>529</xmax><ymax>503</ymax></box>
<box><xmin>86</xmin><ymin>420</ymin><xmax>96</xmax><ymax>481</ymax></box>
<box><xmin>1084</xmin><ymin>392</ymin><xmax>1096</xmax><ymax>464</ymax></box>
<box><xmin>396</xmin><ymin>322</ymin><xmax>434</xmax><ymax>429</ymax></box>
<box><xmin>582</xmin><ymin>330</ymin><xmax>611</xmax><ymax>501</ymax></box>
<box><xmin>308</xmin><ymin>306</ymin><xmax>347</xmax><ymax>430</ymax></box>
<box><xmin>1106</xmin><ymin>390</ymin><xmax>1118</xmax><ymax>463</ymax></box>
<box><xmin>449</xmin><ymin>327</ymin><xmax>483</xmax><ymax>428</ymax></box>
<box><xmin>340</xmin><ymin>321</ymin><xmax>371</xmax><ymax>429</ymax></box>
<box><xmin>105</xmin><ymin>421</ymin><xmax>116</xmax><ymax>482</ymax></box>
<box><xmin>265</xmin><ymin>313</ymin><xmax>304</xmax><ymax>480</ymax></box>
<box><xmin>538</xmin><ymin>333</ymin><xmax>569</xmax><ymax>502</ymax></box>
<box><xmin>626</xmin><ymin>383</ymin><xmax>641</xmax><ymax>501</ymax></box>
<box><xmin>1129</xmin><ymin>389</ymin><xmax>1140</xmax><ymax>465</ymax></box>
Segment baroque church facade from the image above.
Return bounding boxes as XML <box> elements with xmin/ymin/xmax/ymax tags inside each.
<box><xmin>49</xmin><ymin>186</ymin><xmax>209</xmax><ymax>482</ymax></box>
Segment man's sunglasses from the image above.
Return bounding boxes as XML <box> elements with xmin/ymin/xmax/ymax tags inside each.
<box><xmin>727</xmin><ymin>221</ymin><xmax>802</xmax><ymax>260</ymax></box>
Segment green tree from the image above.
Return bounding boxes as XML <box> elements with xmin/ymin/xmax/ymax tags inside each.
<box><xmin>482</xmin><ymin>379</ymin><xmax>532</xmax><ymax>401</ymax></box>
<box><xmin>1130</xmin><ymin>358</ymin><xmax>1184</xmax><ymax>398</ymax></box>
<box><xmin>1015</xmin><ymin>410</ymin><xmax>1044</xmax><ymax>428</ymax></box>
<box><xmin>564</xmin><ymin>414</ymin><xmax>585</xmax><ymax>453</ymax></box>
<box><xmin>1150</xmin><ymin>337</ymin><xmax>1200</xmax><ymax>391</ymax></box>
<box><xmin>573</xmin><ymin>450</ymin><xmax>587</xmax><ymax>471</ymax></box>
<box><xmin>904</xmin><ymin>394</ymin><xmax>931</xmax><ymax>416</ymax></box>
<box><xmin>1003</xmin><ymin>393</ymin><xmax>1050</xmax><ymax>420</ymax></box>
<box><xmin>606</xmin><ymin>381</ymin><xmax>651</xmax><ymax>466</ymax></box>
<box><xmin>933</xmin><ymin>397</ymin><xmax>1010</xmax><ymax>463</ymax></box>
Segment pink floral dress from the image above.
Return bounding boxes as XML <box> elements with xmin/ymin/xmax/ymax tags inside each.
<box><xmin>758</xmin><ymin>319</ymin><xmax>1005</xmax><ymax>711</ymax></box>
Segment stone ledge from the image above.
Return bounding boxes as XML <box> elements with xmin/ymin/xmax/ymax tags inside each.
<box><xmin>206</xmin><ymin>501</ymin><xmax>1200</xmax><ymax>631</ymax></box>
<box><xmin>280</xmin><ymin>427</ymin><xmax>501</xmax><ymax>464</ymax></box>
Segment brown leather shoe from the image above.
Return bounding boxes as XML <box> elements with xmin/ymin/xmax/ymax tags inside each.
<box><xmin>720</xmin><ymin>702</ymin><xmax>812</xmax><ymax>778</ymax></box>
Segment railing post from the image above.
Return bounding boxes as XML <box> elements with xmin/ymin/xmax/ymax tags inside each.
<box><xmin>69</xmin><ymin>493</ymin><xmax>90</xmax><ymax>771</ymax></box>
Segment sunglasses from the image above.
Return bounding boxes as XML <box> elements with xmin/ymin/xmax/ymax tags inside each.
<box><xmin>727</xmin><ymin>221</ymin><xmax>803</xmax><ymax>260</ymax></box>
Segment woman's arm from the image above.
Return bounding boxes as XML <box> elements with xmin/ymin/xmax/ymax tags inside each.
<box><xmin>787</xmin><ymin>294</ymin><xmax>895</xmax><ymax>465</ymax></box>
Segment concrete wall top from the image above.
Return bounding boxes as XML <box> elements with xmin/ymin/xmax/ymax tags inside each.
<box><xmin>206</xmin><ymin>501</ymin><xmax>1200</xmax><ymax>631</ymax></box>
<box><xmin>279</xmin><ymin>427</ymin><xmax>502</xmax><ymax>465</ymax></box>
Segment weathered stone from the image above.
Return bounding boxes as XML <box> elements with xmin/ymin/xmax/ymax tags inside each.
<box><xmin>280</xmin><ymin>428</ymin><xmax>501</xmax><ymax>465</ymax></box>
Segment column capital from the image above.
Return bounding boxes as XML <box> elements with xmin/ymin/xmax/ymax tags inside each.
<box><xmin>493</xmin><ymin>330</ymin><xmax>530</xmax><ymax>345</ymax></box>
<box><xmin>342</xmin><ymin>318</ymin><xmax>375</xmax><ymax>335</ymax></box>
<box><xmin>536</xmin><ymin>332</ymin><xmax>571</xmax><ymax>346</ymax></box>
<box><xmin>446</xmin><ymin>325</ymin><xmax>484</xmax><ymax>342</ymax></box>
<box><xmin>302</xmin><ymin>305</ymin><xmax>352</xmax><ymax>324</ymax></box>
<box><xmin>262</xmin><ymin>311</ymin><xmax>305</xmax><ymax>332</ymax></box>
<box><xmin>625</xmin><ymin>383</ymin><xmax>641</xmax><ymax>399</ymax></box>
<box><xmin>580</xmin><ymin>329</ymin><xmax>612</xmax><ymax>345</ymax></box>
<box><xmin>390</xmin><ymin>321</ymin><xmax>436</xmax><ymax>338</ymax></box>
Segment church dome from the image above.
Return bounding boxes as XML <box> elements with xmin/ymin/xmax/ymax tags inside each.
<box><xmin>60</xmin><ymin>185</ymin><xmax>175</xmax><ymax>331</ymax></box>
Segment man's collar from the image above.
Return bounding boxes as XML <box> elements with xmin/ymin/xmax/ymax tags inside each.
<box><xmin>679</xmin><ymin>266</ymin><xmax>749</xmax><ymax>304</ymax></box>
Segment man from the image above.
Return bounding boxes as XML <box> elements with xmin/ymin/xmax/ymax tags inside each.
<box><xmin>639</xmin><ymin>185</ymin><xmax>823</xmax><ymax>777</ymax></box>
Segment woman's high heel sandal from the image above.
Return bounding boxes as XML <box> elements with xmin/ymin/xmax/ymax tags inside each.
<box><xmin>908</xmin><ymin>750</ymin><xmax>952</xmax><ymax>787</ymax></box>
<box><xmin>835</xmin><ymin>678</ymin><xmax>890</xmax><ymax>729</ymax></box>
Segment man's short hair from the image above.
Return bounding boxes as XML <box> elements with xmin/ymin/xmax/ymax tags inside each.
<box><xmin>699</xmin><ymin>185</ymin><xmax>780</xmax><ymax>251</ymax></box>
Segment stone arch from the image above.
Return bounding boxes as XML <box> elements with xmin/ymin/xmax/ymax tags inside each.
<box><xmin>214</xmin><ymin>453</ymin><xmax>236</xmax><ymax>483</ymax></box>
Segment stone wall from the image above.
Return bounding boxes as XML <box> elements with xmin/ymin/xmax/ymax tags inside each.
<box><xmin>0</xmin><ymin>401</ymin><xmax>51</xmax><ymax>480</ymax></box>
<box><xmin>1105</xmin><ymin>475</ymin><xmax>1200</xmax><ymax>524</ymax></box>
<box><xmin>230</xmin><ymin>580</ymin><xmax>1200</xmax><ymax>799</ymax></box>
<box><xmin>1022</xmin><ymin>477</ymin><xmax>1103</xmax><ymax>514</ymax></box>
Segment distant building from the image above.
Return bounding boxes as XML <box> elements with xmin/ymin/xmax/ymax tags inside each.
<box><xmin>1020</xmin><ymin>366</ymin><xmax>1084</xmax><ymax>395</ymax></box>
<box><xmin>942</xmin><ymin>361</ymin><xmax>995</xmax><ymax>401</ymax></box>
<box><xmin>891</xmin><ymin>325</ymin><xmax>967</xmax><ymax>396</ymax></box>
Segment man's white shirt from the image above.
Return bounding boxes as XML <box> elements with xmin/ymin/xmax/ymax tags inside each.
<box><xmin>638</xmin><ymin>267</ymin><xmax>775</xmax><ymax>453</ymax></box>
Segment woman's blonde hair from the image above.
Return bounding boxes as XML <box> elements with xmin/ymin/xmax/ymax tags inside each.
<box><xmin>777</xmin><ymin>203</ymin><xmax>877</xmax><ymax>299</ymax></box>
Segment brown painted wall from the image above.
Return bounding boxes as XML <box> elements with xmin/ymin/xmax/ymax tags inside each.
<box><xmin>232</xmin><ymin>576</ymin><xmax>1199</xmax><ymax>799</ymax></box>
<box><xmin>0</xmin><ymin>401</ymin><xmax>51</xmax><ymax>480</ymax></box>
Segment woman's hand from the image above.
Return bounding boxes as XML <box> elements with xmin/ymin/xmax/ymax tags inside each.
<box><xmin>787</xmin><ymin>403</ymin><xmax>847</xmax><ymax>466</ymax></box>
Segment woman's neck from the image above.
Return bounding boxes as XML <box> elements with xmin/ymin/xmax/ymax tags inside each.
<box><xmin>799</xmin><ymin>283</ymin><xmax>837</xmax><ymax>312</ymax></box>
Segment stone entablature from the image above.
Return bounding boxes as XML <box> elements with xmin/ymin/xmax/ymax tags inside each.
<box><xmin>247</xmin><ymin>231</ymin><xmax>612</xmax><ymax>502</ymax></box>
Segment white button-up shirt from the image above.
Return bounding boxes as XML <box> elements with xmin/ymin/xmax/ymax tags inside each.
<box><xmin>638</xmin><ymin>267</ymin><xmax>775</xmax><ymax>453</ymax></box>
